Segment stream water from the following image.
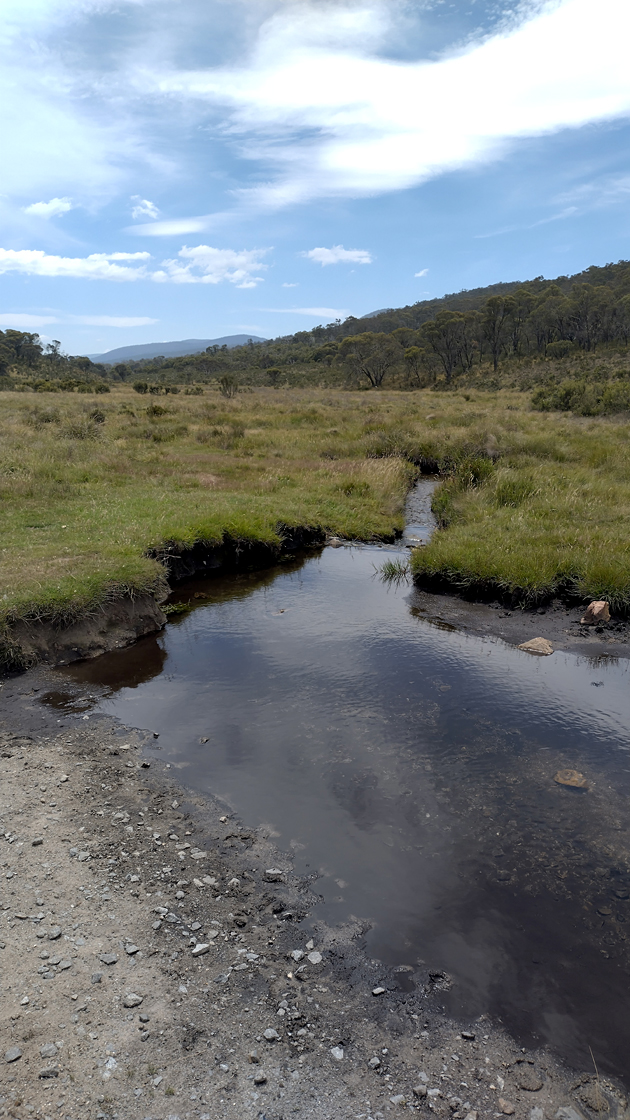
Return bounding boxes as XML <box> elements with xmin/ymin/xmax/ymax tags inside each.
<box><xmin>48</xmin><ymin>482</ymin><xmax>630</xmax><ymax>1082</ymax></box>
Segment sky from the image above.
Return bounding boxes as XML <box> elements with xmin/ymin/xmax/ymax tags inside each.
<box><xmin>2</xmin><ymin>0</ymin><xmax>630</xmax><ymax>356</ymax></box>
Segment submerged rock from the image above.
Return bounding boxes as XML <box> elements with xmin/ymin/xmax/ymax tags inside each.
<box><xmin>554</xmin><ymin>769</ymin><xmax>588</xmax><ymax>789</ymax></box>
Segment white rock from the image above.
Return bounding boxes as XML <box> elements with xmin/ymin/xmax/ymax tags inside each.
<box><xmin>330</xmin><ymin>1046</ymin><xmax>344</xmax><ymax>1061</ymax></box>
<box><xmin>264</xmin><ymin>868</ymin><xmax>286</xmax><ymax>882</ymax></box>
<box><xmin>372</xmin><ymin>987</ymin><xmax>386</xmax><ymax>995</ymax></box>
<box><xmin>192</xmin><ymin>943</ymin><xmax>210</xmax><ymax>956</ymax></box>
<box><xmin>122</xmin><ymin>993</ymin><xmax>143</xmax><ymax>1008</ymax></box>
<box><xmin>307</xmin><ymin>951</ymin><xmax>322</xmax><ymax>964</ymax></box>
<box><xmin>290</xmin><ymin>950</ymin><xmax>304</xmax><ymax>962</ymax></box>
<box><xmin>264</xmin><ymin>1029</ymin><xmax>280</xmax><ymax>1041</ymax></box>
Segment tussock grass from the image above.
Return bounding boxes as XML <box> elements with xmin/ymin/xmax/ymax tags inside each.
<box><xmin>4</xmin><ymin>383</ymin><xmax>630</xmax><ymax>633</ymax></box>
<box><xmin>0</xmin><ymin>387</ymin><xmax>416</xmax><ymax>628</ymax></box>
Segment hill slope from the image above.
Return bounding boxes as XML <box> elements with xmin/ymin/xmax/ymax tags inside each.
<box><xmin>88</xmin><ymin>334</ymin><xmax>267</xmax><ymax>363</ymax></box>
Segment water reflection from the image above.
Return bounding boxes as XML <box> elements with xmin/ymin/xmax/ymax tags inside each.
<box><xmin>50</xmin><ymin>541</ymin><xmax>630</xmax><ymax>1081</ymax></box>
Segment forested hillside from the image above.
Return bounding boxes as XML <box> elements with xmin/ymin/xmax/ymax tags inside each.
<box><xmin>3</xmin><ymin>259</ymin><xmax>630</xmax><ymax>410</ymax></box>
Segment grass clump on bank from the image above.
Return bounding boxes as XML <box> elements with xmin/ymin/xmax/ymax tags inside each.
<box><xmin>410</xmin><ymin>398</ymin><xmax>630</xmax><ymax>610</ymax></box>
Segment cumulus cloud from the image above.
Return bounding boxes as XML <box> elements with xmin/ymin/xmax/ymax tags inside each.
<box><xmin>414</xmin><ymin>268</ymin><xmax>428</xmax><ymax>277</ymax></box>
<box><xmin>131</xmin><ymin>196</ymin><xmax>160</xmax><ymax>220</ymax></box>
<box><xmin>303</xmin><ymin>245</ymin><xmax>372</xmax><ymax>266</ymax></box>
<box><xmin>0</xmin><ymin>245</ymin><xmax>268</xmax><ymax>286</ymax></box>
<box><xmin>22</xmin><ymin>197</ymin><xmax>73</xmax><ymax>218</ymax></box>
<box><xmin>156</xmin><ymin>245</ymin><xmax>268</xmax><ymax>286</ymax></box>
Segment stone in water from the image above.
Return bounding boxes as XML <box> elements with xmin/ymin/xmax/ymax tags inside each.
<box><xmin>554</xmin><ymin>769</ymin><xmax>588</xmax><ymax>789</ymax></box>
<box><xmin>518</xmin><ymin>637</ymin><xmax>553</xmax><ymax>655</ymax></box>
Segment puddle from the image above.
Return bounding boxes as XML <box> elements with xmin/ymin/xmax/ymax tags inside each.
<box><xmin>51</xmin><ymin>480</ymin><xmax>630</xmax><ymax>1082</ymax></box>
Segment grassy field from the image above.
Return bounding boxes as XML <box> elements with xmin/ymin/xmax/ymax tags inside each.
<box><xmin>0</xmin><ymin>386</ymin><xmax>416</xmax><ymax>631</ymax></box>
<box><xmin>3</xmin><ymin>384</ymin><xmax>630</xmax><ymax>655</ymax></box>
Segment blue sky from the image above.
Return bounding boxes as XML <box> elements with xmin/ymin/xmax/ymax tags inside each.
<box><xmin>2</xmin><ymin>0</ymin><xmax>630</xmax><ymax>356</ymax></box>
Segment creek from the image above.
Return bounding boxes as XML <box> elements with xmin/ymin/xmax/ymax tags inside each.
<box><xmin>48</xmin><ymin>481</ymin><xmax>630</xmax><ymax>1082</ymax></box>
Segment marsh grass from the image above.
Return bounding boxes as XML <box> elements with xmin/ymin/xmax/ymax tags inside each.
<box><xmin>379</xmin><ymin>558</ymin><xmax>410</xmax><ymax>585</ymax></box>
<box><xmin>4</xmin><ymin>383</ymin><xmax>630</xmax><ymax>636</ymax></box>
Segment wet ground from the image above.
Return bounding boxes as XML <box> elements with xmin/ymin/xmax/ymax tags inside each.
<box><xmin>34</xmin><ymin>476</ymin><xmax>630</xmax><ymax>1088</ymax></box>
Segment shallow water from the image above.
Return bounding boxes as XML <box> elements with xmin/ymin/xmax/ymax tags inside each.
<box><xmin>52</xmin><ymin>484</ymin><xmax>630</xmax><ymax>1082</ymax></box>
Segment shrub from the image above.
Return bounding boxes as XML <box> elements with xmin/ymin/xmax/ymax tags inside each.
<box><xmin>133</xmin><ymin>381</ymin><xmax>148</xmax><ymax>394</ymax></box>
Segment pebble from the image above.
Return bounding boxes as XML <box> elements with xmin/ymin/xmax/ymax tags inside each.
<box><xmin>123</xmin><ymin>993</ymin><xmax>143</xmax><ymax>1008</ymax></box>
<box><xmin>32</xmin><ymin>837</ymin><xmax>43</xmax><ymax>846</ymax></box>
<box><xmin>125</xmin><ymin>943</ymin><xmax>140</xmax><ymax>955</ymax></box>
<box><xmin>249</xmin><ymin>1050</ymin><xmax>259</xmax><ymax>1063</ymax></box>
<box><xmin>330</xmin><ymin>1046</ymin><xmax>344</xmax><ymax>1061</ymax></box>
<box><xmin>192</xmin><ymin>943</ymin><xmax>210</xmax><ymax>957</ymax></box>
<box><xmin>91</xmin><ymin>972</ymin><xmax>103</xmax><ymax>984</ymax></box>
<box><xmin>253</xmin><ymin>1072</ymin><xmax>267</xmax><ymax>1085</ymax></box>
<box><xmin>369</xmin><ymin>1057</ymin><xmax>381</xmax><ymax>1069</ymax></box>
<box><xmin>264</xmin><ymin>869</ymin><xmax>285</xmax><ymax>882</ymax></box>
<box><xmin>99</xmin><ymin>953</ymin><xmax>118</xmax><ymax>965</ymax></box>
<box><xmin>40</xmin><ymin>1043</ymin><xmax>58</xmax><ymax>1059</ymax></box>
<box><xmin>307</xmin><ymin>951</ymin><xmax>322</xmax><ymax>964</ymax></box>
<box><xmin>390</xmin><ymin>1094</ymin><xmax>405</xmax><ymax>1105</ymax></box>
<box><xmin>499</xmin><ymin>1099</ymin><xmax>516</xmax><ymax>1115</ymax></box>
<box><xmin>263</xmin><ymin>1029</ymin><xmax>280</xmax><ymax>1041</ymax></box>
<box><xmin>48</xmin><ymin>926</ymin><xmax>62</xmax><ymax>940</ymax></box>
<box><xmin>5</xmin><ymin>1047</ymin><xmax>22</xmax><ymax>1063</ymax></box>
<box><xmin>290</xmin><ymin>950</ymin><xmax>304</xmax><ymax>962</ymax></box>
<box><xmin>413</xmin><ymin>1085</ymin><xmax>427</xmax><ymax>1098</ymax></box>
<box><xmin>39</xmin><ymin>1065</ymin><xmax>59</xmax><ymax>1080</ymax></box>
<box><xmin>58</xmin><ymin>959</ymin><xmax>72</xmax><ymax>970</ymax></box>
<box><xmin>372</xmin><ymin>987</ymin><xmax>386</xmax><ymax>996</ymax></box>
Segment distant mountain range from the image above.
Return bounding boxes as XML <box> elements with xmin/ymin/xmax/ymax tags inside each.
<box><xmin>88</xmin><ymin>334</ymin><xmax>267</xmax><ymax>364</ymax></box>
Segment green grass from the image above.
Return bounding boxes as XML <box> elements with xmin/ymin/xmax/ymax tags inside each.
<box><xmin>4</xmin><ymin>382</ymin><xmax>630</xmax><ymax>657</ymax></box>
<box><xmin>410</xmin><ymin>396</ymin><xmax>630</xmax><ymax>610</ymax></box>
<box><xmin>0</xmin><ymin>386</ymin><xmax>416</xmax><ymax>631</ymax></box>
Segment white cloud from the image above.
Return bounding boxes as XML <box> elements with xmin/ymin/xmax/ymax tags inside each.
<box><xmin>302</xmin><ymin>245</ymin><xmax>372</xmax><ymax>266</ymax></box>
<box><xmin>0</xmin><ymin>313</ymin><xmax>59</xmax><ymax>329</ymax></box>
<box><xmin>0</xmin><ymin>245</ymin><xmax>265</xmax><ymax>286</ymax></box>
<box><xmin>23</xmin><ymin>197</ymin><xmax>73</xmax><ymax>218</ymax></box>
<box><xmin>131</xmin><ymin>196</ymin><xmax>160</xmax><ymax>220</ymax></box>
<box><xmin>156</xmin><ymin>244</ymin><xmax>268</xmax><ymax>286</ymax></box>
<box><xmin>264</xmin><ymin>307</ymin><xmax>350</xmax><ymax>318</ymax></box>
<box><xmin>414</xmin><ymin>268</ymin><xmax>428</xmax><ymax>277</ymax></box>
<box><xmin>67</xmin><ymin>315</ymin><xmax>158</xmax><ymax>327</ymax></box>
<box><xmin>282</xmin><ymin>282</ymin><xmax>299</xmax><ymax>287</ymax></box>
<box><xmin>153</xmin><ymin>0</ymin><xmax>630</xmax><ymax>209</ymax></box>
<box><xmin>0</xmin><ymin>249</ymin><xmax>151</xmax><ymax>281</ymax></box>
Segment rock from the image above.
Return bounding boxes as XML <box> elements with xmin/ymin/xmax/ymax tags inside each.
<box><xmin>369</xmin><ymin>1057</ymin><xmax>381</xmax><ymax>1069</ymax></box>
<box><xmin>390</xmin><ymin>1095</ymin><xmax>405</xmax><ymax>1106</ymax></box>
<box><xmin>99</xmin><ymin>953</ymin><xmax>118</xmax><ymax>965</ymax></box>
<box><xmin>192</xmin><ymin>943</ymin><xmax>210</xmax><ymax>957</ymax></box>
<box><xmin>32</xmin><ymin>837</ymin><xmax>43</xmax><ymax>846</ymax></box>
<box><xmin>554</xmin><ymin>769</ymin><xmax>588</xmax><ymax>789</ymax></box>
<box><xmin>464</xmin><ymin>1112</ymin><xmax>478</xmax><ymax>1120</ymax></box>
<box><xmin>307</xmin><ymin>951</ymin><xmax>322</xmax><ymax>964</ymax></box>
<box><xmin>372</xmin><ymin>987</ymin><xmax>386</xmax><ymax>995</ymax></box>
<box><xmin>413</xmin><ymin>1085</ymin><xmax>428</xmax><ymax>1098</ymax></box>
<box><xmin>518</xmin><ymin>1068</ymin><xmax>543</xmax><ymax>1092</ymax></box>
<box><xmin>264</xmin><ymin>868</ymin><xmax>286</xmax><ymax>882</ymax></box>
<box><xmin>499</xmin><ymin>1099</ymin><xmax>516</xmax><ymax>1115</ymax></box>
<box><xmin>290</xmin><ymin>950</ymin><xmax>304</xmax><ymax>962</ymax></box>
<box><xmin>254</xmin><ymin>1072</ymin><xmax>267</xmax><ymax>1085</ymax></box>
<box><xmin>152</xmin><ymin>921</ymin><xmax>162</xmax><ymax>931</ymax></box>
<box><xmin>58</xmin><ymin>959</ymin><xmax>72</xmax><ymax>970</ymax></box>
<box><xmin>38</xmin><ymin>1065</ymin><xmax>59</xmax><ymax>1079</ymax></box>
<box><xmin>123</xmin><ymin>993</ymin><xmax>143</xmax><ymax>1008</ymax></box>
<box><xmin>125</xmin><ymin>943</ymin><xmax>140</xmax><ymax>955</ymax></box>
<box><xmin>518</xmin><ymin>637</ymin><xmax>553</xmax><ymax>656</ymax></box>
<box><xmin>48</xmin><ymin>926</ymin><xmax>62</xmax><ymax>940</ymax></box>
<box><xmin>91</xmin><ymin>972</ymin><xmax>103</xmax><ymax>984</ymax></box>
<box><xmin>40</xmin><ymin>1043</ymin><xmax>58</xmax><ymax>1059</ymax></box>
<box><xmin>263</xmin><ymin>1029</ymin><xmax>280</xmax><ymax>1041</ymax></box>
<box><xmin>330</xmin><ymin>1046</ymin><xmax>344</xmax><ymax>1061</ymax></box>
<box><xmin>461</xmin><ymin>1031</ymin><xmax>476</xmax><ymax>1041</ymax></box>
<box><xmin>5</xmin><ymin>1047</ymin><xmax>22</xmax><ymax>1063</ymax></box>
<box><xmin>77</xmin><ymin>851</ymin><xmax>90</xmax><ymax>862</ymax></box>
<box><xmin>248</xmin><ymin>1050</ymin><xmax>259</xmax><ymax>1063</ymax></box>
<box><xmin>581</xmin><ymin>601</ymin><xmax>610</xmax><ymax>625</ymax></box>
